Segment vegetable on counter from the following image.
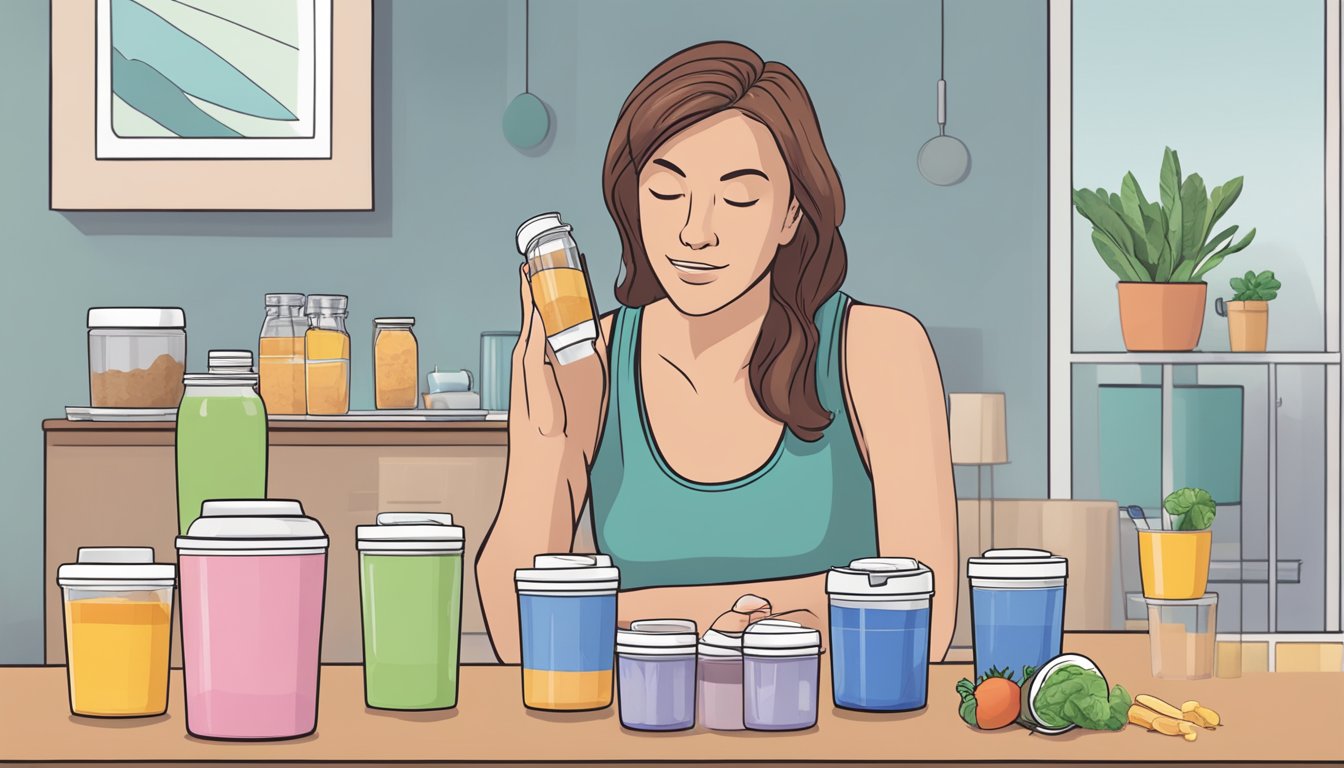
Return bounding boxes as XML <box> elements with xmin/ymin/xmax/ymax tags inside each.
<box><xmin>1128</xmin><ymin>693</ymin><xmax>1223</xmax><ymax>741</ymax></box>
<box><xmin>1031</xmin><ymin>663</ymin><xmax>1131</xmax><ymax>731</ymax></box>
<box><xmin>955</xmin><ymin>666</ymin><xmax>1034</xmax><ymax>730</ymax></box>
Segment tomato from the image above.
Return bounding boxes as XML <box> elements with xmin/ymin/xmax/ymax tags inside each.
<box><xmin>974</xmin><ymin>677</ymin><xmax>1021</xmax><ymax>730</ymax></box>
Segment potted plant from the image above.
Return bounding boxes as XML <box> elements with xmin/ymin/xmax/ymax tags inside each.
<box><xmin>1137</xmin><ymin>487</ymin><xmax>1215</xmax><ymax>600</ymax></box>
<box><xmin>1216</xmin><ymin>270</ymin><xmax>1280</xmax><ymax>352</ymax></box>
<box><xmin>1073</xmin><ymin>148</ymin><xmax>1256</xmax><ymax>351</ymax></box>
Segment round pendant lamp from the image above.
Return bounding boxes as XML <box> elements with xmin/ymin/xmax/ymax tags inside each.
<box><xmin>918</xmin><ymin>0</ymin><xmax>971</xmax><ymax>186</ymax></box>
<box><xmin>503</xmin><ymin>0</ymin><xmax>549</xmax><ymax>149</ymax></box>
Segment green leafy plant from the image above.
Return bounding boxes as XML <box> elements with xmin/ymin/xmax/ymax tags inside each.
<box><xmin>1163</xmin><ymin>487</ymin><xmax>1217</xmax><ymax>531</ymax></box>
<box><xmin>1032</xmin><ymin>664</ymin><xmax>1131</xmax><ymax>731</ymax></box>
<box><xmin>1072</xmin><ymin>147</ymin><xmax>1256</xmax><ymax>284</ymax></box>
<box><xmin>1230</xmin><ymin>270</ymin><xmax>1281</xmax><ymax>302</ymax></box>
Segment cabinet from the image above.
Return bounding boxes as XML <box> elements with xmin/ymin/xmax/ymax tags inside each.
<box><xmin>42</xmin><ymin>419</ymin><xmax>508</xmax><ymax>665</ymax></box>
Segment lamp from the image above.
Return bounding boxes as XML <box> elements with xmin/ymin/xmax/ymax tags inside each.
<box><xmin>949</xmin><ymin>393</ymin><xmax>1009</xmax><ymax>532</ymax></box>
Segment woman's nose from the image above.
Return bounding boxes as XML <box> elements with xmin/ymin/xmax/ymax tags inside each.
<box><xmin>679</xmin><ymin>195</ymin><xmax>719</xmax><ymax>250</ymax></box>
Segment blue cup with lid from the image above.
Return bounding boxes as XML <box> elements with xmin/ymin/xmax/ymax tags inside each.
<box><xmin>826</xmin><ymin>557</ymin><xmax>934</xmax><ymax>712</ymax></box>
<box><xmin>968</xmin><ymin>548</ymin><xmax>1068</xmax><ymax>680</ymax></box>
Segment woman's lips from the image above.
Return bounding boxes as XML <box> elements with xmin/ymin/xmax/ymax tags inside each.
<box><xmin>668</xmin><ymin>258</ymin><xmax>727</xmax><ymax>283</ymax></box>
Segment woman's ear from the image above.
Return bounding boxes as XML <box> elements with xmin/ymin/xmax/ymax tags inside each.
<box><xmin>779</xmin><ymin>198</ymin><xmax>803</xmax><ymax>245</ymax></box>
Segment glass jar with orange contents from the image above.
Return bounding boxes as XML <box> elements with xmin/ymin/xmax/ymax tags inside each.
<box><xmin>304</xmin><ymin>295</ymin><xmax>351</xmax><ymax>415</ymax></box>
<box><xmin>259</xmin><ymin>294</ymin><xmax>307</xmax><ymax>415</ymax></box>
<box><xmin>373</xmin><ymin>318</ymin><xmax>419</xmax><ymax>409</ymax></box>
<box><xmin>515</xmin><ymin>212</ymin><xmax>598</xmax><ymax>365</ymax></box>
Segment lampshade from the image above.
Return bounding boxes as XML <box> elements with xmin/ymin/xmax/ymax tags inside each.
<box><xmin>949</xmin><ymin>392</ymin><xmax>1008</xmax><ymax>465</ymax></box>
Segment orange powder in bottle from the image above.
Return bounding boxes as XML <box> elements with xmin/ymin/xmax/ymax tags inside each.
<box><xmin>374</xmin><ymin>328</ymin><xmax>418</xmax><ymax>409</ymax></box>
<box><xmin>305</xmin><ymin>328</ymin><xmax>350</xmax><ymax>415</ymax></box>
<box><xmin>259</xmin><ymin>336</ymin><xmax>306</xmax><ymax>415</ymax></box>
<box><xmin>530</xmin><ymin>267</ymin><xmax>594</xmax><ymax>336</ymax></box>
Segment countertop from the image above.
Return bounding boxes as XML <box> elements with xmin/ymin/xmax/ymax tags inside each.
<box><xmin>2</xmin><ymin>634</ymin><xmax>1339</xmax><ymax>766</ymax></box>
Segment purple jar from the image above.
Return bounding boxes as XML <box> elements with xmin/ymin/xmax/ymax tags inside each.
<box><xmin>696</xmin><ymin>629</ymin><xmax>744</xmax><ymax>731</ymax></box>
<box><xmin>616</xmin><ymin>619</ymin><xmax>698</xmax><ymax>731</ymax></box>
<box><xmin>743</xmin><ymin>619</ymin><xmax>821</xmax><ymax>731</ymax></box>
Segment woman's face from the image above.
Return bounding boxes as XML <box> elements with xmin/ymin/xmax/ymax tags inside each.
<box><xmin>638</xmin><ymin>110</ymin><xmax>801</xmax><ymax>317</ymax></box>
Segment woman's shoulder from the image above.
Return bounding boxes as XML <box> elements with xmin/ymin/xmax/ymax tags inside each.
<box><xmin>842</xmin><ymin>299</ymin><xmax>933</xmax><ymax>355</ymax></box>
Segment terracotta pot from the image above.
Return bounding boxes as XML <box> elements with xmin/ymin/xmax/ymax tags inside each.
<box><xmin>1116</xmin><ymin>282</ymin><xmax>1207</xmax><ymax>352</ymax></box>
<box><xmin>1217</xmin><ymin>299</ymin><xmax>1269</xmax><ymax>352</ymax></box>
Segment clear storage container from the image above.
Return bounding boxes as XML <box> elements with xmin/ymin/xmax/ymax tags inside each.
<box><xmin>743</xmin><ymin>619</ymin><xmax>821</xmax><ymax>731</ymax></box>
<box><xmin>87</xmin><ymin>308</ymin><xmax>186</xmax><ymax>408</ymax></box>
<box><xmin>515</xmin><ymin>213</ymin><xmax>597</xmax><ymax>365</ymax></box>
<box><xmin>373</xmin><ymin>318</ymin><xmax>418</xmax><ymax>409</ymax></box>
<box><xmin>304</xmin><ymin>295</ymin><xmax>351</xmax><ymax>415</ymax></box>
<box><xmin>259</xmin><ymin>294</ymin><xmax>307</xmax><ymax>415</ymax></box>
<box><xmin>58</xmin><ymin>547</ymin><xmax>175</xmax><ymax>718</ymax></box>
<box><xmin>1145</xmin><ymin>593</ymin><xmax>1218</xmax><ymax>680</ymax></box>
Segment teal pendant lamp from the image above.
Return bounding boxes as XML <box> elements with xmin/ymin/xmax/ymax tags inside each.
<box><xmin>503</xmin><ymin>0</ymin><xmax>549</xmax><ymax>149</ymax></box>
<box><xmin>918</xmin><ymin>0</ymin><xmax>971</xmax><ymax>186</ymax></box>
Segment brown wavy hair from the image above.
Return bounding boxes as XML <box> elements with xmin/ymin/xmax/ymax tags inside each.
<box><xmin>602</xmin><ymin>41</ymin><xmax>847</xmax><ymax>442</ymax></box>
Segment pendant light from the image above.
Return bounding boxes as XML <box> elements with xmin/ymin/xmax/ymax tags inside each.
<box><xmin>918</xmin><ymin>0</ymin><xmax>971</xmax><ymax>186</ymax></box>
<box><xmin>503</xmin><ymin>0</ymin><xmax>549</xmax><ymax>149</ymax></box>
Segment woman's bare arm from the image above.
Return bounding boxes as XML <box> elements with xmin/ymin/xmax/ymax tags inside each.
<box><xmin>844</xmin><ymin>304</ymin><xmax>959</xmax><ymax>661</ymax></box>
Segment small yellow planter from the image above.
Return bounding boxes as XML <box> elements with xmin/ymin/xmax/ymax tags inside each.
<box><xmin>1138</xmin><ymin>529</ymin><xmax>1212</xmax><ymax>599</ymax></box>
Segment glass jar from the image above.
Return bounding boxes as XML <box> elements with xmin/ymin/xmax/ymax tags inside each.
<box><xmin>514</xmin><ymin>213</ymin><xmax>597</xmax><ymax>365</ymax></box>
<box><xmin>57</xmin><ymin>547</ymin><xmax>175</xmax><ymax>717</ymax></box>
<box><xmin>304</xmin><ymin>295</ymin><xmax>350</xmax><ymax>415</ymax></box>
<box><xmin>373</xmin><ymin>318</ymin><xmax>418</xmax><ymax>409</ymax></box>
<box><xmin>260</xmin><ymin>294</ymin><xmax>307</xmax><ymax>415</ymax></box>
<box><xmin>175</xmin><ymin>372</ymin><xmax>268</xmax><ymax>534</ymax></box>
<box><xmin>87</xmin><ymin>308</ymin><xmax>186</xmax><ymax>408</ymax></box>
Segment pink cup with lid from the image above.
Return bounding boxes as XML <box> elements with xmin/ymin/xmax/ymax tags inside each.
<box><xmin>177</xmin><ymin>500</ymin><xmax>329</xmax><ymax>740</ymax></box>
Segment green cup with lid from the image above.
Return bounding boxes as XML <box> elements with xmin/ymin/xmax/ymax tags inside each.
<box><xmin>356</xmin><ymin>512</ymin><xmax>464</xmax><ymax>710</ymax></box>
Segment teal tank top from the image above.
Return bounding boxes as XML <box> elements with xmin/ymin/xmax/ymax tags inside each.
<box><xmin>589</xmin><ymin>290</ymin><xmax>878</xmax><ymax>590</ymax></box>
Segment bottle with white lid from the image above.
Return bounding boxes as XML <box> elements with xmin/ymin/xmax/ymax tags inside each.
<box><xmin>206</xmin><ymin>349</ymin><xmax>256</xmax><ymax>377</ymax></box>
<box><xmin>616</xmin><ymin>618</ymin><xmax>698</xmax><ymax>731</ymax></box>
<box><xmin>967</xmin><ymin>548</ymin><xmax>1068</xmax><ymax>679</ymax></box>
<box><xmin>697</xmin><ymin>628</ymin><xmax>745</xmax><ymax>730</ymax></box>
<box><xmin>742</xmin><ymin>618</ymin><xmax>822</xmax><ymax>731</ymax></box>
<box><xmin>174</xmin><ymin>364</ymin><xmax>268</xmax><ymax>535</ymax></box>
<box><xmin>515</xmin><ymin>212</ymin><xmax>598</xmax><ymax>365</ymax></box>
<box><xmin>58</xmin><ymin>547</ymin><xmax>175</xmax><ymax>718</ymax></box>
<box><xmin>177</xmin><ymin>500</ymin><xmax>329</xmax><ymax>740</ymax></box>
<box><xmin>827</xmin><ymin>557</ymin><xmax>934</xmax><ymax>712</ymax></box>
<box><xmin>87</xmin><ymin>307</ymin><xmax>187</xmax><ymax>408</ymax></box>
<box><xmin>356</xmin><ymin>512</ymin><xmax>464</xmax><ymax>710</ymax></box>
<box><xmin>514</xmin><ymin>554</ymin><xmax>619</xmax><ymax>710</ymax></box>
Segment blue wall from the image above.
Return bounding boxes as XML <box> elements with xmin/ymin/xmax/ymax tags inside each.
<box><xmin>0</xmin><ymin>0</ymin><xmax>1047</xmax><ymax>661</ymax></box>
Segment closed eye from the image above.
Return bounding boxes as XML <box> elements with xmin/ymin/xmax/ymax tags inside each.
<box><xmin>723</xmin><ymin>198</ymin><xmax>758</xmax><ymax>208</ymax></box>
<box><xmin>649</xmin><ymin>189</ymin><xmax>684</xmax><ymax>201</ymax></box>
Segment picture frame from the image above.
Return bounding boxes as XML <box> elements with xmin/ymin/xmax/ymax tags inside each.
<box><xmin>50</xmin><ymin>0</ymin><xmax>372</xmax><ymax>211</ymax></box>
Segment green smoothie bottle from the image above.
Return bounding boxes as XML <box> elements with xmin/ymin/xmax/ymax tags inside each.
<box><xmin>356</xmin><ymin>513</ymin><xmax>464</xmax><ymax>710</ymax></box>
<box><xmin>175</xmin><ymin>361</ymin><xmax>269</xmax><ymax>534</ymax></box>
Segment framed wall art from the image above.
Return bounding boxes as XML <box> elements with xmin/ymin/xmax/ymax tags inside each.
<box><xmin>50</xmin><ymin>0</ymin><xmax>372</xmax><ymax>210</ymax></box>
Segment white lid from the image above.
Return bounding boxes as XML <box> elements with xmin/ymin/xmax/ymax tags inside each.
<box><xmin>374</xmin><ymin>317</ymin><xmax>416</xmax><ymax>326</ymax></box>
<box><xmin>88</xmin><ymin>307</ymin><xmax>185</xmax><ymax>329</ymax></box>
<box><xmin>516</xmin><ymin>212</ymin><xmax>571</xmax><ymax>254</ymax></box>
<box><xmin>967</xmin><ymin>548</ymin><xmax>1068</xmax><ymax>580</ymax></box>
<box><xmin>514</xmin><ymin>553</ymin><xmax>620</xmax><ymax>593</ymax></box>
<box><xmin>554</xmin><ymin>340</ymin><xmax>597</xmax><ymax>365</ymax></box>
<box><xmin>698</xmin><ymin>628</ymin><xmax>744</xmax><ymax>658</ymax></box>
<box><xmin>827</xmin><ymin>557</ymin><xmax>934</xmax><ymax>598</ymax></box>
<box><xmin>357</xmin><ymin>512</ymin><xmax>464</xmax><ymax>552</ymax></box>
<box><xmin>176</xmin><ymin>500</ymin><xmax>329</xmax><ymax>553</ymax></box>
<box><xmin>57</xmin><ymin>547</ymin><xmax>175</xmax><ymax>587</ymax></box>
<box><xmin>742</xmin><ymin>619</ymin><xmax>821</xmax><ymax>656</ymax></box>
<box><xmin>617</xmin><ymin>619</ymin><xmax>698</xmax><ymax>655</ymax></box>
<box><xmin>207</xmin><ymin>350</ymin><xmax>255</xmax><ymax>374</ymax></box>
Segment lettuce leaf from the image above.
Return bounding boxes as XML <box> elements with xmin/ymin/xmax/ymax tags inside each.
<box><xmin>1033</xmin><ymin>665</ymin><xmax>1131</xmax><ymax>731</ymax></box>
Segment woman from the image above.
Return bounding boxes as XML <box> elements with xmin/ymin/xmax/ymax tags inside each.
<box><xmin>477</xmin><ymin>41</ymin><xmax>957</xmax><ymax>662</ymax></box>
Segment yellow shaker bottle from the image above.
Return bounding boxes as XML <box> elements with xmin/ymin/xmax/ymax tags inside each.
<box><xmin>57</xmin><ymin>547</ymin><xmax>175</xmax><ymax>717</ymax></box>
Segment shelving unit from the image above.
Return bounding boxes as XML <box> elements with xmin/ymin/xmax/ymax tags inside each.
<box><xmin>1047</xmin><ymin>0</ymin><xmax>1343</xmax><ymax>663</ymax></box>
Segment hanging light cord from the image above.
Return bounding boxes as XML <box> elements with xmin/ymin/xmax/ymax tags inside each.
<box><xmin>940</xmin><ymin>0</ymin><xmax>945</xmax><ymax>81</ymax></box>
<box><xmin>524</xmin><ymin>0</ymin><xmax>530</xmax><ymax>94</ymax></box>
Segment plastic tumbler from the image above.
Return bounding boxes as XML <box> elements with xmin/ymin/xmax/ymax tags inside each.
<box><xmin>177</xmin><ymin>500</ymin><xmax>329</xmax><ymax>740</ymax></box>
<box><xmin>617</xmin><ymin>619</ymin><xmax>698</xmax><ymax>731</ymax></box>
<box><xmin>357</xmin><ymin>512</ymin><xmax>464</xmax><ymax>710</ymax></box>
<box><xmin>743</xmin><ymin>619</ymin><xmax>821</xmax><ymax>731</ymax></box>
<box><xmin>58</xmin><ymin>547</ymin><xmax>175</xmax><ymax>717</ymax></box>
<box><xmin>479</xmin><ymin>331</ymin><xmax>518</xmax><ymax>412</ymax></box>
<box><xmin>968</xmin><ymin>548</ymin><xmax>1067</xmax><ymax>680</ymax></box>
<box><xmin>514</xmin><ymin>554</ymin><xmax>619</xmax><ymax>711</ymax></box>
<box><xmin>827</xmin><ymin>557</ymin><xmax>934</xmax><ymax>712</ymax></box>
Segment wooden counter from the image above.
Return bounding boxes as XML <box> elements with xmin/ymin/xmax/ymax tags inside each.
<box><xmin>43</xmin><ymin>418</ymin><xmax>508</xmax><ymax>665</ymax></box>
<box><xmin>2</xmin><ymin>635</ymin><xmax>1337</xmax><ymax>766</ymax></box>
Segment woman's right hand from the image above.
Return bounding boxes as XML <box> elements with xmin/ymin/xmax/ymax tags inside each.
<box><xmin>508</xmin><ymin>263</ymin><xmax>608</xmax><ymax>464</ymax></box>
